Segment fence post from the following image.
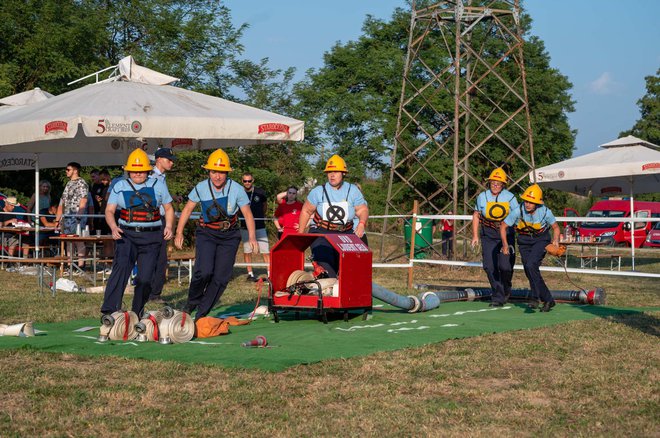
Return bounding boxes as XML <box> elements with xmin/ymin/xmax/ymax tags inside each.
<box><xmin>407</xmin><ymin>200</ymin><xmax>418</xmax><ymax>289</ymax></box>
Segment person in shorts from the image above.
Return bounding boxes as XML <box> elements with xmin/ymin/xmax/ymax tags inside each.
<box><xmin>238</xmin><ymin>173</ymin><xmax>270</xmax><ymax>281</ymax></box>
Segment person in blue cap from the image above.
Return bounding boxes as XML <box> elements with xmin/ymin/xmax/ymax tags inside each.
<box><xmin>148</xmin><ymin>147</ymin><xmax>178</xmax><ymax>304</ymax></box>
<box><xmin>101</xmin><ymin>149</ymin><xmax>174</xmax><ymax>318</ymax></box>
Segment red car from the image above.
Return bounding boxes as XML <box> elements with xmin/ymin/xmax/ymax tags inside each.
<box><xmin>644</xmin><ymin>221</ymin><xmax>660</xmax><ymax>248</ymax></box>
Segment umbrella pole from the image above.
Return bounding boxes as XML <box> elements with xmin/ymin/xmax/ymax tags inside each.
<box><xmin>630</xmin><ymin>183</ymin><xmax>635</xmax><ymax>270</ymax></box>
<box><xmin>34</xmin><ymin>155</ymin><xmax>40</xmax><ymax>258</ymax></box>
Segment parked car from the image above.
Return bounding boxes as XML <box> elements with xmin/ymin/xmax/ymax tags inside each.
<box><xmin>576</xmin><ymin>200</ymin><xmax>660</xmax><ymax>247</ymax></box>
<box><xmin>643</xmin><ymin>221</ymin><xmax>660</xmax><ymax>248</ymax></box>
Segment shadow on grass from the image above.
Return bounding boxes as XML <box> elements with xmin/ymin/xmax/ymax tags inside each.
<box><xmin>576</xmin><ymin>304</ymin><xmax>660</xmax><ymax>338</ymax></box>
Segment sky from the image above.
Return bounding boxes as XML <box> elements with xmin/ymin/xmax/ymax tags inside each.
<box><xmin>224</xmin><ymin>0</ymin><xmax>660</xmax><ymax>158</ymax></box>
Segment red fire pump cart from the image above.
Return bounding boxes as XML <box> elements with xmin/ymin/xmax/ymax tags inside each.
<box><xmin>268</xmin><ymin>233</ymin><xmax>372</xmax><ymax>323</ymax></box>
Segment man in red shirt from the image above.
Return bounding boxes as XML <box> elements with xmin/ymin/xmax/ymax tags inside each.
<box><xmin>274</xmin><ymin>186</ymin><xmax>303</xmax><ymax>240</ymax></box>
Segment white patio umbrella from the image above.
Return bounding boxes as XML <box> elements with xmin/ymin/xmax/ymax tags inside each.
<box><xmin>0</xmin><ymin>57</ymin><xmax>304</xmax><ymax>153</ymax></box>
<box><xmin>531</xmin><ymin>135</ymin><xmax>660</xmax><ymax>269</ymax></box>
<box><xmin>0</xmin><ymin>87</ymin><xmax>54</xmax><ymax>106</ymax></box>
<box><xmin>0</xmin><ymin>56</ymin><xmax>305</xmax><ymax>254</ymax></box>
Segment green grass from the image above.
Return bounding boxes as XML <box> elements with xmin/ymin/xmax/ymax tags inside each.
<box><xmin>0</xmin><ymin>251</ymin><xmax>658</xmax><ymax>436</ymax></box>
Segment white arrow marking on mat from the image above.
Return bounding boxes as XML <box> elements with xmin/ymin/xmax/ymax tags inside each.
<box><xmin>440</xmin><ymin>324</ymin><xmax>459</xmax><ymax>327</ymax></box>
<box><xmin>390</xmin><ymin>320</ymin><xmax>417</xmax><ymax>326</ymax></box>
<box><xmin>335</xmin><ymin>324</ymin><xmax>385</xmax><ymax>332</ymax></box>
<box><xmin>76</xmin><ymin>335</ymin><xmax>99</xmax><ymax>340</ymax></box>
<box><xmin>189</xmin><ymin>341</ymin><xmax>233</xmax><ymax>345</ymax></box>
<box><xmin>387</xmin><ymin>326</ymin><xmax>430</xmax><ymax>333</ymax></box>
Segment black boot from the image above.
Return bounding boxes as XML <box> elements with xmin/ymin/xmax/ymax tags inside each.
<box><xmin>540</xmin><ymin>301</ymin><xmax>556</xmax><ymax>312</ymax></box>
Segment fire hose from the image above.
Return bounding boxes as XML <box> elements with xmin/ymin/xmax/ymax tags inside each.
<box><xmin>98</xmin><ymin>311</ymin><xmax>139</xmax><ymax>342</ymax></box>
<box><xmin>157</xmin><ymin>307</ymin><xmax>195</xmax><ymax>344</ymax></box>
<box><xmin>0</xmin><ymin>321</ymin><xmax>35</xmax><ymax>337</ymax></box>
<box><xmin>273</xmin><ymin>270</ymin><xmax>338</xmax><ymax>298</ymax></box>
<box><xmin>134</xmin><ymin>308</ymin><xmax>171</xmax><ymax>342</ymax></box>
<box><xmin>372</xmin><ymin>283</ymin><xmax>605</xmax><ymax>313</ymax></box>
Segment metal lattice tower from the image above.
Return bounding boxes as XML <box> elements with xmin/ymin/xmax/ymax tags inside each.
<box><xmin>381</xmin><ymin>0</ymin><xmax>536</xmax><ymax>260</ymax></box>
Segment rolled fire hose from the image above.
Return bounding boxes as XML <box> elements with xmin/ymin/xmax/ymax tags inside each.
<box><xmin>0</xmin><ymin>321</ymin><xmax>35</xmax><ymax>337</ymax></box>
<box><xmin>274</xmin><ymin>270</ymin><xmax>338</xmax><ymax>297</ymax></box>
<box><xmin>158</xmin><ymin>308</ymin><xmax>195</xmax><ymax>344</ymax></box>
<box><xmin>134</xmin><ymin>310</ymin><xmax>166</xmax><ymax>342</ymax></box>
<box><xmin>98</xmin><ymin>311</ymin><xmax>139</xmax><ymax>342</ymax></box>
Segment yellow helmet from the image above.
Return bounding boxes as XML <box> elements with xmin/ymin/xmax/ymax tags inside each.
<box><xmin>324</xmin><ymin>154</ymin><xmax>348</xmax><ymax>173</ymax></box>
<box><xmin>203</xmin><ymin>148</ymin><xmax>233</xmax><ymax>172</ymax></box>
<box><xmin>521</xmin><ymin>184</ymin><xmax>543</xmax><ymax>204</ymax></box>
<box><xmin>124</xmin><ymin>149</ymin><xmax>152</xmax><ymax>172</ymax></box>
<box><xmin>488</xmin><ymin>167</ymin><xmax>508</xmax><ymax>184</ymax></box>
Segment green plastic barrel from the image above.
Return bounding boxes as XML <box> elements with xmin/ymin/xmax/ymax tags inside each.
<box><xmin>404</xmin><ymin>218</ymin><xmax>434</xmax><ymax>259</ymax></box>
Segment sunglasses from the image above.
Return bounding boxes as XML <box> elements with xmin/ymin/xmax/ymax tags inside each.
<box><xmin>242</xmin><ymin>179</ymin><xmax>253</xmax><ymax>183</ymax></box>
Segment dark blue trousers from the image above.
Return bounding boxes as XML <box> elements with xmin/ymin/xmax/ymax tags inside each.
<box><xmin>149</xmin><ymin>219</ymin><xmax>168</xmax><ymax>299</ymax></box>
<box><xmin>481</xmin><ymin>226</ymin><xmax>515</xmax><ymax>304</ymax></box>
<box><xmin>101</xmin><ymin>228</ymin><xmax>161</xmax><ymax>316</ymax></box>
<box><xmin>517</xmin><ymin>231</ymin><xmax>554</xmax><ymax>303</ymax></box>
<box><xmin>309</xmin><ymin>227</ymin><xmax>357</xmax><ymax>278</ymax></box>
<box><xmin>186</xmin><ymin>227</ymin><xmax>241</xmax><ymax>319</ymax></box>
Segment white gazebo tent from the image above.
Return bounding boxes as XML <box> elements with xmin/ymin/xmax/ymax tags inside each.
<box><xmin>0</xmin><ymin>56</ymin><xmax>305</xmax><ymax>255</ymax></box>
<box><xmin>531</xmin><ymin>135</ymin><xmax>660</xmax><ymax>269</ymax></box>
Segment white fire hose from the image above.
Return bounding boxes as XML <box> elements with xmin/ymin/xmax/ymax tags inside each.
<box><xmin>274</xmin><ymin>270</ymin><xmax>338</xmax><ymax>297</ymax></box>
<box><xmin>98</xmin><ymin>311</ymin><xmax>139</xmax><ymax>342</ymax></box>
<box><xmin>0</xmin><ymin>321</ymin><xmax>35</xmax><ymax>337</ymax></box>
<box><xmin>157</xmin><ymin>308</ymin><xmax>195</xmax><ymax>344</ymax></box>
<box><xmin>134</xmin><ymin>307</ymin><xmax>171</xmax><ymax>342</ymax></box>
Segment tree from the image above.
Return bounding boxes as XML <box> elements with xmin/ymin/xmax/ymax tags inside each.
<box><xmin>0</xmin><ymin>1</ymin><xmax>313</xmax><ymax>201</ymax></box>
<box><xmin>621</xmin><ymin>68</ymin><xmax>660</xmax><ymax>145</ymax></box>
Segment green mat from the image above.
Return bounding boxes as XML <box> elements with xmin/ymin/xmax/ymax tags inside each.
<box><xmin>0</xmin><ymin>301</ymin><xmax>656</xmax><ymax>371</ymax></box>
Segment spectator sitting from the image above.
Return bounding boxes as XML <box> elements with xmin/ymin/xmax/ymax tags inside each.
<box><xmin>27</xmin><ymin>180</ymin><xmax>52</xmax><ymax>214</ymax></box>
<box><xmin>1</xmin><ymin>196</ymin><xmax>31</xmax><ymax>263</ymax></box>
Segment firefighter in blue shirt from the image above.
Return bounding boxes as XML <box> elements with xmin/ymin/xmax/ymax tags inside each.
<box><xmin>298</xmin><ymin>154</ymin><xmax>369</xmax><ymax>278</ymax></box>
<box><xmin>472</xmin><ymin>167</ymin><xmax>519</xmax><ymax>306</ymax></box>
<box><xmin>101</xmin><ymin>149</ymin><xmax>174</xmax><ymax>318</ymax></box>
<box><xmin>174</xmin><ymin>148</ymin><xmax>258</xmax><ymax>319</ymax></box>
<box><xmin>501</xmin><ymin>184</ymin><xmax>561</xmax><ymax>312</ymax></box>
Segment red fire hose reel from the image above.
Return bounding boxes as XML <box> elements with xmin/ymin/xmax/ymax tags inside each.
<box><xmin>268</xmin><ymin>233</ymin><xmax>372</xmax><ymax>323</ymax></box>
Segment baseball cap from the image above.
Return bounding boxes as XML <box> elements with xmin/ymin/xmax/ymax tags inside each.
<box><xmin>155</xmin><ymin>147</ymin><xmax>176</xmax><ymax>161</ymax></box>
<box><xmin>5</xmin><ymin>196</ymin><xmax>17</xmax><ymax>205</ymax></box>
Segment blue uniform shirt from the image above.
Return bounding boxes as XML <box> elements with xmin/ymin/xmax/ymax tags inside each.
<box><xmin>151</xmin><ymin>167</ymin><xmax>168</xmax><ymax>215</ymax></box>
<box><xmin>307</xmin><ymin>182</ymin><xmax>367</xmax><ymax>226</ymax></box>
<box><xmin>188</xmin><ymin>178</ymin><xmax>249</xmax><ymax>223</ymax></box>
<box><xmin>504</xmin><ymin>204</ymin><xmax>556</xmax><ymax>232</ymax></box>
<box><xmin>474</xmin><ymin>189</ymin><xmax>519</xmax><ymax>222</ymax></box>
<box><xmin>108</xmin><ymin>176</ymin><xmax>172</xmax><ymax>227</ymax></box>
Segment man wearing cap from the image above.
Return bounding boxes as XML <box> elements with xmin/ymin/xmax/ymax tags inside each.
<box><xmin>148</xmin><ymin>147</ymin><xmax>179</xmax><ymax>304</ymax></box>
<box><xmin>1</xmin><ymin>197</ymin><xmax>31</xmax><ymax>265</ymax></box>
